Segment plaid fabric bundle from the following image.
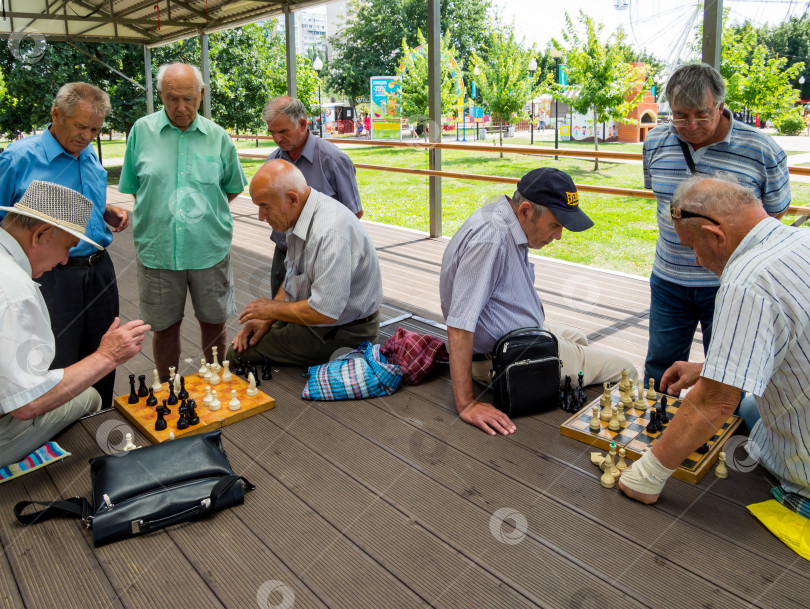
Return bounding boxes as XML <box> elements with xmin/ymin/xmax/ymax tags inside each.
<box><xmin>380</xmin><ymin>327</ymin><xmax>449</xmax><ymax>385</ymax></box>
<box><xmin>772</xmin><ymin>486</ymin><xmax>810</xmax><ymax>519</ymax></box>
<box><xmin>302</xmin><ymin>341</ymin><xmax>404</xmax><ymax>401</ymax></box>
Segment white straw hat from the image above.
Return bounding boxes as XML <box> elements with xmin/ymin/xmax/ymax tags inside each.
<box><xmin>0</xmin><ymin>180</ymin><xmax>102</xmax><ymax>250</ymax></box>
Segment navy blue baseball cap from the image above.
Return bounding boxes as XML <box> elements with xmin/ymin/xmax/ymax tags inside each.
<box><xmin>517</xmin><ymin>168</ymin><xmax>594</xmax><ymax>232</ymax></box>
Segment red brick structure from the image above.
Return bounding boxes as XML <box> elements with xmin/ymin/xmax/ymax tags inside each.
<box><xmin>618</xmin><ymin>62</ymin><xmax>658</xmax><ymax>143</ymax></box>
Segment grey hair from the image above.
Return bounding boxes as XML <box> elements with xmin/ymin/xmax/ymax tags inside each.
<box><xmin>672</xmin><ymin>175</ymin><xmax>763</xmax><ymax>218</ymax></box>
<box><xmin>156</xmin><ymin>63</ymin><xmax>204</xmax><ymax>93</ymax></box>
<box><xmin>262</xmin><ymin>97</ymin><xmax>307</xmax><ymax>124</ymax></box>
<box><xmin>52</xmin><ymin>82</ymin><xmax>111</xmax><ymax>119</ymax></box>
<box><xmin>666</xmin><ymin>63</ymin><xmax>726</xmax><ymax>110</ymax></box>
<box><xmin>510</xmin><ymin>188</ymin><xmax>548</xmax><ymax>221</ymax></box>
<box><xmin>1</xmin><ymin>211</ymin><xmax>49</xmax><ymax>231</ymax></box>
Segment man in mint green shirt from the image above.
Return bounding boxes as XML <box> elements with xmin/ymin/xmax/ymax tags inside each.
<box><xmin>119</xmin><ymin>63</ymin><xmax>247</xmax><ymax>381</ymax></box>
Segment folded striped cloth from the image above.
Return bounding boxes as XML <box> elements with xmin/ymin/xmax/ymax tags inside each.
<box><xmin>0</xmin><ymin>442</ymin><xmax>71</xmax><ymax>485</ymax></box>
<box><xmin>381</xmin><ymin>327</ymin><xmax>449</xmax><ymax>385</ymax></box>
<box><xmin>302</xmin><ymin>341</ymin><xmax>404</xmax><ymax>401</ymax></box>
<box><xmin>771</xmin><ymin>486</ymin><xmax>810</xmax><ymax>520</ymax></box>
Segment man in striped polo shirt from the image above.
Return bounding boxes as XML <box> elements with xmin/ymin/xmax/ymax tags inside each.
<box><xmin>642</xmin><ymin>63</ymin><xmax>790</xmax><ymax>391</ymax></box>
<box><xmin>620</xmin><ymin>176</ymin><xmax>810</xmax><ymax>507</ymax></box>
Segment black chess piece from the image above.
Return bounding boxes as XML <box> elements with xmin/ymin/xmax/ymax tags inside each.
<box><xmin>137</xmin><ymin>374</ymin><xmax>149</xmax><ymax>397</ymax></box>
<box><xmin>659</xmin><ymin>399</ymin><xmax>670</xmax><ymax>424</ymax></box>
<box><xmin>250</xmin><ymin>364</ymin><xmax>261</xmax><ymax>387</ymax></box>
<box><xmin>160</xmin><ymin>399</ymin><xmax>171</xmax><ymax>416</ymax></box>
<box><xmin>176</xmin><ymin>405</ymin><xmax>189</xmax><ymax>430</ymax></box>
<box><xmin>146</xmin><ymin>387</ymin><xmax>157</xmax><ymax>407</ymax></box>
<box><xmin>577</xmin><ymin>370</ymin><xmax>588</xmax><ymax>408</ymax></box>
<box><xmin>646</xmin><ymin>410</ymin><xmax>659</xmax><ymax>433</ymax></box>
<box><xmin>697</xmin><ymin>443</ymin><xmax>710</xmax><ymax>454</ymax></box>
<box><xmin>655</xmin><ymin>408</ymin><xmax>664</xmax><ymax>432</ymax></box>
<box><xmin>235</xmin><ymin>357</ymin><xmax>245</xmax><ymax>376</ymax></box>
<box><xmin>178</xmin><ymin>376</ymin><xmax>189</xmax><ymax>401</ymax></box>
<box><xmin>155</xmin><ymin>408</ymin><xmax>167</xmax><ymax>431</ymax></box>
<box><xmin>187</xmin><ymin>400</ymin><xmax>200</xmax><ymax>426</ymax></box>
<box><xmin>262</xmin><ymin>356</ymin><xmax>272</xmax><ymax>380</ymax></box>
<box><xmin>127</xmin><ymin>374</ymin><xmax>139</xmax><ymax>404</ymax></box>
<box><xmin>167</xmin><ymin>381</ymin><xmax>178</xmax><ymax>405</ymax></box>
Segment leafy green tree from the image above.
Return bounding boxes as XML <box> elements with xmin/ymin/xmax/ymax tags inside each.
<box><xmin>760</xmin><ymin>15</ymin><xmax>810</xmax><ymax>101</ymax></box>
<box><xmin>552</xmin><ymin>11</ymin><xmax>647</xmax><ymax>170</ymax></box>
<box><xmin>471</xmin><ymin>24</ymin><xmax>535</xmax><ymax>152</ymax></box>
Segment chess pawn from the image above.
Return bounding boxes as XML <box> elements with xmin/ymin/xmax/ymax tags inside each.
<box><xmin>137</xmin><ymin>374</ymin><xmax>149</xmax><ymax>397</ymax></box>
<box><xmin>589</xmin><ymin>406</ymin><xmax>601</xmax><ymax>433</ymax></box>
<box><xmin>209</xmin><ymin>365</ymin><xmax>221</xmax><ymax>386</ymax></box>
<box><xmin>203</xmin><ymin>386</ymin><xmax>213</xmax><ymax>408</ymax></box>
<box><xmin>211</xmin><ymin>346</ymin><xmax>221</xmax><ymax>373</ymax></box>
<box><xmin>609</xmin><ymin>405</ymin><xmax>620</xmax><ymax>431</ymax></box>
<box><xmin>146</xmin><ymin>387</ymin><xmax>158</xmax><ymax>407</ymax></box>
<box><xmin>167</xmin><ymin>380</ymin><xmax>178</xmax><ymax>406</ymax></box>
<box><xmin>198</xmin><ymin>358</ymin><xmax>208</xmax><ymax>378</ymax></box>
<box><xmin>221</xmin><ymin>360</ymin><xmax>233</xmax><ymax>382</ymax></box>
<box><xmin>123</xmin><ymin>433</ymin><xmax>137</xmax><ymax>451</ymax></box>
<box><xmin>204</xmin><ymin>363</ymin><xmax>213</xmax><ymax>383</ymax></box>
<box><xmin>209</xmin><ymin>390</ymin><xmax>221</xmax><ymax>412</ymax></box>
<box><xmin>617</xmin><ymin>402</ymin><xmax>626</xmax><ymax>427</ymax></box>
<box><xmin>621</xmin><ymin>387</ymin><xmax>632</xmax><ymax>408</ymax></box>
<box><xmin>168</xmin><ymin>432</ymin><xmax>175</xmax><ymax>440</ymax></box>
<box><xmin>616</xmin><ymin>447</ymin><xmax>628</xmax><ymax>472</ymax></box>
<box><xmin>635</xmin><ymin>380</ymin><xmax>648</xmax><ymax>411</ymax></box>
<box><xmin>228</xmin><ymin>390</ymin><xmax>241</xmax><ymax>411</ymax></box>
<box><xmin>176</xmin><ymin>407</ymin><xmax>189</xmax><ymax>430</ymax></box>
<box><xmin>155</xmin><ymin>408</ymin><xmax>167</xmax><ymax>431</ymax></box>
<box><xmin>715</xmin><ymin>452</ymin><xmax>728</xmax><ymax>478</ymax></box>
<box><xmin>169</xmin><ymin>366</ymin><xmax>176</xmax><ymax>383</ymax></box>
<box><xmin>646</xmin><ymin>378</ymin><xmax>657</xmax><ymax>400</ymax></box>
<box><xmin>127</xmin><ymin>374</ymin><xmax>139</xmax><ymax>404</ymax></box>
<box><xmin>246</xmin><ymin>372</ymin><xmax>258</xmax><ymax>397</ymax></box>
<box><xmin>152</xmin><ymin>368</ymin><xmax>162</xmax><ymax>393</ymax></box>
<box><xmin>177</xmin><ymin>376</ymin><xmax>189</xmax><ymax>401</ymax></box>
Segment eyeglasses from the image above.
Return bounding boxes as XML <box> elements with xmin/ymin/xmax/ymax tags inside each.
<box><xmin>670</xmin><ymin>206</ymin><xmax>719</xmax><ymax>225</ymax></box>
<box><xmin>670</xmin><ymin>116</ymin><xmax>715</xmax><ymax>127</ymax></box>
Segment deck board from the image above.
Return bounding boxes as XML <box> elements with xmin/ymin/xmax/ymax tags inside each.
<box><xmin>1</xmin><ymin>187</ymin><xmax>806</xmax><ymax>609</ymax></box>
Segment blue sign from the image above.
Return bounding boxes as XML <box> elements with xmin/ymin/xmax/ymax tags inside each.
<box><xmin>473</xmin><ymin>107</ymin><xmax>483</xmax><ymax>118</ymax></box>
<box><xmin>559</xmin><ymin>63</ymin><xmax>568</xmax><ymax>86</ymax></box>
<box><xmin>471</xmin><ymin>81</ymin><xmax>477</xmax><ymax>99</ymax></box>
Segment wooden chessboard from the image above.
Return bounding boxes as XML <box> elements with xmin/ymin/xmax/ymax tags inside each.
<box><xmin>114</xmin><ymin>371</ymin><xmax>275</xmax><ymax>444</ymax></box>
<box><xmin>560</xmin><ymin>383</ymin><xmax>742</xmax><ymax>483</ymax></box>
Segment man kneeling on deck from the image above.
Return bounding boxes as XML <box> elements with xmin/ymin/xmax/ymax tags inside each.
<box><xmin>620</xmin><ymin>176</ymin><xmax>810</xmax><ymax>507</ymax></box>
<box><xmin>228</xmin><ymin>160</ymin><xmax>382</xmax><ymax>366</ymax></box>
<box><xmin>0</xmin><ymin>181</ymin><xmax>150</xmax><ymax>466</ymax></box>
<box><xmin>440</xmin><ymin>168</ymin><xmax>637</xmax><ymax>436</ymax></box>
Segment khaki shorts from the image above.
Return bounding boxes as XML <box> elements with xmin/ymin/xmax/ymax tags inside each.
<box><xmin>136</xmin><ymin>255</ymin><xmax>235</xmax><ymax>331</ymax></box>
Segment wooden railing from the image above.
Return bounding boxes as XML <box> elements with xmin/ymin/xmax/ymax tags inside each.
<box><xmin>231</xmin><ymin>134</ymin><xmax>810</xmax><ymax>217</ymax></box>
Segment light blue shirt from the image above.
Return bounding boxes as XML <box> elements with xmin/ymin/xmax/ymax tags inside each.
<box><xmin>266</xmin><ymin>132</ymin><xmax>361</xmax><ymax>250</ymax></box>
<box><xmin>0</xmin><ymin>127</ymin><xmax>111</xmax><ymax>257</ymax></box>
<box><xmin>440</xmin><ymin>196</ymin><xmax>545</xmax><ymax>354</ymax></box>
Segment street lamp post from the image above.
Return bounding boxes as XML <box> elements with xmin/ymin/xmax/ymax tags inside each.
<box><xmin>550</xmin><ymin>48</ymin><xmax>562</xmax><ymax>160</ymax></box>
<box><xmin>312</xmin><ymin>56</ymin><xmax>324</xmax><ymax>138</ymax></box>
<box><xmin>528</xmin><ymin>58</ymin><xmax>537</xmax><ymax>145</ymax></box>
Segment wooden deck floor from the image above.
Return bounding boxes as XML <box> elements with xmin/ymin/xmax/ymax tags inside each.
<box><xmin>1</xmin><ymin>189</ymin><xmax>807</xmax><ymax>609</ymax></box>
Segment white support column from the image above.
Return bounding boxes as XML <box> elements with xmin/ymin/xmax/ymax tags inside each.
<box><xmin>284</xmin><ymin>6</ymin><xmax>297</xmax><ymax>97</ymax></box>
<box><xmin>427</xmin><ymin>0</ymin><xmax>441</xmax><ymax>238</ymax></box>
<box><xmin>701</xmin><ymin>0</ymin><xmax>723</xmax><ymax>69</ymax></box>
<box><xmin>144</xmin><ymin>46</ymin><xmax>153</xmax><ymax>114</ymax></box>
<box><xmin>201</xmin><ymin>33</ymin><xmax>212</xmax><ymax>119</ymax></box>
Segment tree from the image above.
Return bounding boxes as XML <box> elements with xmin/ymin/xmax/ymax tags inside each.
<box><xmin>552</xmin><ymin>11</ymin><xmax>647</xmax><ymax>170</ymax></box>
<box><xmin>760</xmin><ymin>15</ymin><xmax>810</xmax><ymax>101</ymax></box>
<box><xmin>399</xmin><ymin>30</ymin><xmax>460</xmax><ymax>130</ymax></box>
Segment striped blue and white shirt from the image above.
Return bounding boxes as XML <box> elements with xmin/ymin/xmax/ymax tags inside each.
<box><xmin>440</xmin><ymin>196</ymin><xmax>544</xmax><ymax>354</ymax></box>
<box><xmin>702</xmin><ymin>218</ymin><xmax>810</xmax><ymax>498</ymax></box>
<box><xmin>643</xmin><ymin>112</ymin><xmax>790</xmax><ymax>287</ymax></box>
<box><xmin>285</xmin><ymin>189</ymin><xmax>381</xmax><ymax>326</ymax></box>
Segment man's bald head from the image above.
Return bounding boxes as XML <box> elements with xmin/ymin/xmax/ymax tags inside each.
<box><xmin>249</xmin><ymin>160</ymin><xmax>310</xmax><ymax>233</ymax></box>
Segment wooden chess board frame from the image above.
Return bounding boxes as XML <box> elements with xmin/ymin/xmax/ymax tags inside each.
<box><xmin>560</xmin><ymin>383</ymin><xmax>742</xmax><ymax>483</ymax></box>
<box><xmin>114</xmin><ymin>372</ymin><xmax>275</xmax><ymax>444</ymax></box>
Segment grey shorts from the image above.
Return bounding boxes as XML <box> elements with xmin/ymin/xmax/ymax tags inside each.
<box><xmin>136</xmin><ymin>255</ymin><xmax>235</xmax><ymax>331</ymax></box>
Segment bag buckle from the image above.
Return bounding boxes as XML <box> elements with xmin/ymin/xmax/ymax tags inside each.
<box><xmin>82</xmin><ymin>515</ymin><xmax>93</xmax><ymax>529</ymax></box>
<box><xmin>131</xmin><ymin>519</ymin><xmax>143</xmax><ymax>534</ymax></box>
<box><xmin>102</xmin><ymin>494</ymin><xmax>114</xmax><ymax>510</ymax></box>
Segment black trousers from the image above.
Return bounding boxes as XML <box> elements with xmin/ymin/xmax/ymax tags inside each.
<box><xmin>38</xmin><ymin>251</ymin><xmax>119</xmax><ymax>409</ymax></box>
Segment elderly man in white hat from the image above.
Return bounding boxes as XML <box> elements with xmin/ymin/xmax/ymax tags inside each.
<box><xmin>0</xmin><ymin>181</ymin><xmax>150</xmax><ymax>466</ymax></box>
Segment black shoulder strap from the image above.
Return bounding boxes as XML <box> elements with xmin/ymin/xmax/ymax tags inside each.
<box><xmin>677</xmin><ymin>139</ymin><xmax>697</xmax><ymax>174</ymax></box>
<box><xmin>14</xmin><ymin>496</ymin><xmax>91</xmax><ymax>525</ymax></box>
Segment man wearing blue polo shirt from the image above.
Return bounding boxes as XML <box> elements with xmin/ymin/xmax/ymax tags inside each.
<box><xmin>0</xmin><ymin>82</ymin><xmax>129</xmax><ymax>409</ymax></box>
<box><xmin>642</xmin><ymin>63</ymin><xmax>790</xmax><ymax>391</ymax></box>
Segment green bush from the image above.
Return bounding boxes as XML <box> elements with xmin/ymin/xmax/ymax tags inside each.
<box><xmin>775</xmin><ymin>112</ymin><xmax>805</xmax><ymax>136</ymax></box>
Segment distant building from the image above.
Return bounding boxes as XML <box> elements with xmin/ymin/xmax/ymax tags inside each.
<box><xmin>275</xmin><ymin>8</ymin><xmax>328</xmax><ymax>58</ymax></box>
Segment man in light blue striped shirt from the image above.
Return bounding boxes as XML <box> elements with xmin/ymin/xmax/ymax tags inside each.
<box><xmin>621</xmin><ymin>176</ymin><xmax>810</xmax><ymax>507</ymax></box>
<box><xmin>228</xmin><ymin>160</ymin><xmax>381</xmax><ymax>367</ymax></box>
<box><xmin>441</xmin><ymin>168</ymin><xmax>637</xmax><ymax>436</ymax></box>
<box><xmin>642</xmin><ymin>63</ymin><xmax>790</xmax><ymax>391</ymax></box>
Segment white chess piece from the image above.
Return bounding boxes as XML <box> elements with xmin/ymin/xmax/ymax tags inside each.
<box><xmin>228</xmin><ymin>389</ymin><xmax>240</xmax><ymax>411</ymax></box>
<box><xmin>168</xmin><ymin>432</ymin><xmax>175</xmax><ymax>440</ymax></box>
<box><xmin>198</xmin><ymin>358</ymin><xmax>208</xmax><ymax>378</ymax></box>
<box><xmin>246</xmin><ymin>372</ymin><xmax>258</xmax><ymax>397</ymax></box>
<box><xmin>646</xmin><ymin>377</ymin><xmax>657</xmax><ymax>400</ymax></box>
<box><xmin>209</xmin><ymin>389</ymin><xmax>221</xmax><ymax>411</ymax></box>
<box><xmin>635</xmin><ymin>380</ymin><xmax>648</xmax><ymax>411</ymax></box>
<box><xmin>204</xmin><ymin>363</ymin><xmax>212</xmax><ymax>383</ymax></box>
<box><xmin>211</xmin><ymin>346</ymin><xmax>221</xmax><ymax>373</ymax></box>
<box><xmin>209</xmin><ymin>364</ymin><xmax>220</xmax><ymax>385</ymax></box>
<box><xmin>173</xmin><ymin>373</ymin><xmax>181</xmax><ymax>393</ymax></box>
<box><xmin>151</xmin><ymin>369</ymin><xmax>162</xmax><ymax>393</ymax></box>
<box><xmin>221</xmin><ymin>360</ymin><xmax>233</xmax><ymax>382</ymax></box>
<box><xmin>123</xmin><ymin>433</ymin><xmax>137</xmax><ymax>451</ymax></box>
<box><xmin>203</xmin><ymin>386</ymin><xmax>213</xmax><ymax>408</ymax></box>
<box><xmin>169</xmin><ymin>366</ymin><xmax>176</xmax><ymax>383</ymax></box>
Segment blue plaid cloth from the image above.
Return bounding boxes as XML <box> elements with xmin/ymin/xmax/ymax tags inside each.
<box><xmin>302</xmin><ymin>341</ymin><xmax>404</xmax><ymax>401</ymax></box>
<box><xmin>771</xmin><ymin>486</ymin><xmax>810</xmax><ymax>520</ymax></box>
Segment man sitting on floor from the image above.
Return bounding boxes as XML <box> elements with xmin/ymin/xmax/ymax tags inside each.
<box><xmin>0</xmin><ymin>181</ymin><xmax>150</xmax><ymax>466</ymax></box>
<box><xmin>228</xmin><ymin>160</ymin><xmax>381</xmax><ymax>366</ymax></box>
<box><xmin>440</xmin><ymin>168</ymin><xmax>637</xmax><ymax>436</ymax></box>
<box><xmin>620</xmin><ymin>176</ymin><xmax>810</xmax><ymax>507</ymax></box>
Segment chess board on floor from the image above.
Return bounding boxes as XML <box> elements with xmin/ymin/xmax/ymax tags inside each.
<box><xmin>560</xmin><ymin>383</ymin><xmax>742</xmax><ymax>483</ymax></box>
<box><xmin>114</xmin><ymin>372</ymin><xmax>275</xmax><ymax>444</ymax></box>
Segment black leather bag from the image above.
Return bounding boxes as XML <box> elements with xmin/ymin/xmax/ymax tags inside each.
<box><xmin>14</xmin><ymin>430</ymin><xmax>254</xmax><ymax>546</ymax></box>
<box><xmin>490</xmin><ymin>327</ymin><xmax>561</xmax><ymax>417</ymax></box>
